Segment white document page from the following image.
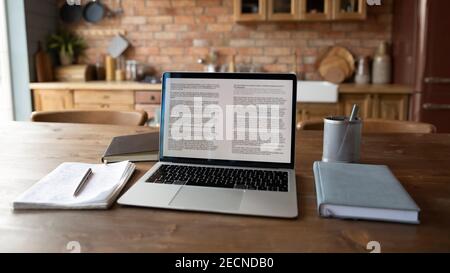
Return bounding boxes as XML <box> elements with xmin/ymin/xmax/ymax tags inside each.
<box><xmin>163</xmin><ymin>78</ymin><xmax>293</xmax><ymax>163</ymax></box>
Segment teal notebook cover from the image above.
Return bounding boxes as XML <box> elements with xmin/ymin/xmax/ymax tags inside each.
<box><xmin>313</xmin><ymin>161</ymin><xmax>420</xmax><ymax>224</ymax></box>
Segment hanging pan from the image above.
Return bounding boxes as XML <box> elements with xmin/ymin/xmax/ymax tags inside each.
<box><xmin>83</xmin><ymin>0</ymin><xmax>106</xmax><ymax>23</ymax></box>
<box><xmin>59</xmin><ymin>2</ymin><xmax>83</xmax><ymax>24</ymax></box>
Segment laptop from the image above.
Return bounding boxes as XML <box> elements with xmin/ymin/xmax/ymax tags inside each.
<box><xmin>118</xmin><ymin>72</ymin><xmax>298</xmax><ymax>218</ymax></box>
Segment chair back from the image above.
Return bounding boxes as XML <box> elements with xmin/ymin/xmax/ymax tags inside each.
<box><xmin>31</xmin><ymin>110</ymin><xmax>148</xmax><ymax>126</ymax></box>
<box><xmin>298</xmin><ymin>119</ymin><xmax>437</xmax><ymax>134</ymax></box>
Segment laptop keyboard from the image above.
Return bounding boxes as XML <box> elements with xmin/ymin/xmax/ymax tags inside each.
<box><xmin>145</xmin><ymin>165</ymin><xmax>289</xmax><ymax>192</ymax></box>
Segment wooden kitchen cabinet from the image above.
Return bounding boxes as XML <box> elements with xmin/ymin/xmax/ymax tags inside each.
<box><xmin>74</xmin><ymin>103</ymin><xmax>135</xmax><ymax>111</ymax></box>
<box><xmin>73</xmin><ymin>90</ymin><xmax>135</xmax><ymax>111</ymax></box>
<box><xmin>295</xmin><ymin>85</ymin><xmax>412</xmax><ymax>125</ymax></box>
<box><xmin>297</xmin><ymin>103</ymin><xmax>340</xmax><ymax>124</ymax></box>
<box><xmin>372</xmin><ymin>94</ymin><xmax>409</xmax><ymax>121</ymax></box>
<box><xmin>234</xmin><ymin>0</ymin><xmax>267</xmax><ymax>21</ymax></box>
<box><xmin>234</xmin><ymin>0</ymin><xmax>365</xmax><ymax>22</ymax></box>
<box><xmin>268</xmin><ymin>0</ymin><xmax>299</xmax><ymax>21</ymax></box>
<box><xmin>340</xmin><ymin>94</ymin><xmax>372</xmax><ymax>119</ymax></box>
<box><xmin>299</xmin><ymin>0</ymin><xmax>332</xmax><ymax>21</ymax></box>
<box><xmin>31</xmin><ymin>83</ymin><xmax>411</xmax><ymax>127</ymax></box>
<box><xmin>30</xmin><ymin>82</ymin><xmax>162</xmax><ymax>123</ymax></box>
<box><xmin>333</xmin><ymin>0</ymin><xmax>367</xmax><ymax>20</ymax></box>
<box><xmin>33</xmin><ymin>89</ymin><xmax>74</xmax><ymax>111</ymax></box>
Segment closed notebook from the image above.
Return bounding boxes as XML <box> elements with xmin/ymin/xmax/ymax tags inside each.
<box><xmin>102</xmin><ymin>132</ymin><xmax>159</xmax><ymax>163</ymax></box>
<box><xmin>13</xmin><ymin>161</ymin><xmax>135</xmax><ymax>210</ymax></box>
<box><xmin>313</xmin><ymin>161</ymin><xmax>420</xmax><ymax>224</ymax></box>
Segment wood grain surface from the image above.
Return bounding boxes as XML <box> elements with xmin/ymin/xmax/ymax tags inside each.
<box><xmin>0</xmin><ymin>122</ymin><xmax>449</xmax><ymax>253</ymax></box>
<box><xmin>29</xmin><ymin>82</ymin><xmax>413</xmax><ymax>94</ymax></box>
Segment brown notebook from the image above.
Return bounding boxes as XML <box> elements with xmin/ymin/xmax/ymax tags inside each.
<box><xmin>102</xmin><ymin>132</ymin><xmax>159</xmax><ymax>163</ymax></box>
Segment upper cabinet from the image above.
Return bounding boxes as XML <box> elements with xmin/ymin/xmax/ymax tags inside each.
<box><xmin>234</xmin><ymin>0</ymin><xmax>267</xmax><ymax>21</ymax></box>
<box><xmin>234</xmin><ymin>0</ymin><xmax>366</xmax><ymax>22</ymax></box>
<box><xmin>268</xmin><ymin>0</ymin><xmax>299</xmax><ymax>21</ymax></box>
<box><xmin>300</xmin><ymin>0</ymin><xmax>332</xmax><ymax>21</ymax></box>
<box><xmin>333</xmin><ymin>0</ymin><xmax>367</xmax><ymax>20</ymax></box>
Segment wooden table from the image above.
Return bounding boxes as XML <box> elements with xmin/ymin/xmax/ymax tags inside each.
<box><xmin>1</xmin><ymin>122</ymin><xmax>449</xmax><ymax>253</ymax></box>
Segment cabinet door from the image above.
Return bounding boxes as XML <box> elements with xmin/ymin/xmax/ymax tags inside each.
<box><xmin>372</xmin><ymin>94</ymin><xmax>409</xmax><ymax>121</ymax></box>
<box><xmin>299</xmin><ymin>0</ymin><xmax>332</xmax><ymax>21</ymax></box>
<box><xmin>268</xmin><ymin>0</ymin><xmax>299</xmax><ymax>21</ymax></box>
<box><xmin>333</xmin><ymin>0</ymin><xmax>367</xmax><ymax>20</ymax></box>
<box><xmin>33</xmin><ymin>90</ymin><xmax>74</xmax><ymax>111</ymax></box>
<box><xmin>340</xmin><ymin>94</ymin><xmax>372</xmax><ymax>118</ymax></box>
<box><xmin>234</xmin><ymin>0</ymin><xmax>267</xmax><ymax>22</ymax></box>
<box><xmin>73</xmin><ymin>90</ymin><xmax>134</xmax><ymax>105</ymax></box>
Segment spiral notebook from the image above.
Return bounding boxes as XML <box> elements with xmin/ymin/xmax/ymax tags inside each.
<box><xmin>13</xmin><ymin>161</ymin><xmax>135</xmax><ymax>210</ymax></box>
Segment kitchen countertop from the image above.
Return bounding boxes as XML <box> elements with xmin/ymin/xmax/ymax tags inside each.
<box><xmin>338</xmin><ymin>84</ymin><xmax>413</xmax><ymax>94</ymax></box>
<box><xmin>29</xmin><ymin>81</ymin><xmax>162</xmax><ymax>91</ymax></box>
<box><xmin>29</xmin><ymin>81</ymin><xmax>413</xmax><ymax>94</ymax></box>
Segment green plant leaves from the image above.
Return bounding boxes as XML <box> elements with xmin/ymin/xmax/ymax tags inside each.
<box><xmin>46</xmin><ymin>29</ymin><xmax>87</xmax><ymax>60</ymax></box>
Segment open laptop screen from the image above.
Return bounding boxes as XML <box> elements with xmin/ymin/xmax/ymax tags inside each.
<box><xmin>160</xmin><ymin>73</ymin><xmax>297</xmax><ymax>168</ymax></box>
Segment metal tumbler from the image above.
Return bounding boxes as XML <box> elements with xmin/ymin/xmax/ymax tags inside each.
<box><xmin>322</xmin><ymin>116</ymin><xmax>362</xmax><ymax>163</ymax></box>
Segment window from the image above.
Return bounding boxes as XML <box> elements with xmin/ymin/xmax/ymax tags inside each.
<box><xmin>0</xmin><ymin>0</ymin><xmax>14</xmax><ymax>121</ymax></box>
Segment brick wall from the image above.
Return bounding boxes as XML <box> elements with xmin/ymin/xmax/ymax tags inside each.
<box><xmin>64</xmin><ymin>0</ymin><xmax>393</xmax><ymax>80</ymax></box>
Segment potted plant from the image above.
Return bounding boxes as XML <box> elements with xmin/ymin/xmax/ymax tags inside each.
<box><xmin>47</xmin><ymin>30</ymin><xmax>87</xmax><ymax>66</ymax></box>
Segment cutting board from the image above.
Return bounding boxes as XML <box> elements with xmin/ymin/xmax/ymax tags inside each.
<box><xmin>318</xmin><ymin>46</ymin><xmax>355</xmax><ymax>84</ymax></box>
<box><xmin>34</xmin><ymin>42</ymin><xmax>53</xmax><ymax>82</ymax></box>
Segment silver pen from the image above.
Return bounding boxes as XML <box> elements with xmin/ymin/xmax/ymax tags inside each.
<box><xmin>73</xmin><ymin>168</ymin><xmax>93</xmax><ymax>197</ymax></box>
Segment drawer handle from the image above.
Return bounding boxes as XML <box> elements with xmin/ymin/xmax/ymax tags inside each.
<box><xmin>424</xmin><ymin>77</ymin><xmax>450</xmax><ymax>84</ymax></box>
<box><xmin>423</xmin><ymin>103</ymin><xmax>450</xmax><ymax>110</ymax></box>
<box><xmin>103</xmin><ymin>95</ymin><xmax>110</xmax><ymax>99</ymax></box>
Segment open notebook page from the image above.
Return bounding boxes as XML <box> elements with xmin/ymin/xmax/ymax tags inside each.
<box><xmin>14</xmin><ymin>161</ymin><xmax>131</xmax><ymax>207</ymax></box>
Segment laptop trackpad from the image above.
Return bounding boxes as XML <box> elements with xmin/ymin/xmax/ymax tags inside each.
<box><xmin>169</xmin><ymin>187</ymin><xmax>243</xmax><ymax>211</ymax></box>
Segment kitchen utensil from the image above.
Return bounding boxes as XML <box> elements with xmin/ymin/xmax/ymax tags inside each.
<box><xmin>105</xmin><ymin>55</ymin><xmax>116</xmax><ymax>81</ymax></box>
<box><xmin>318</xmin><ymin>46</ymin><xmax>356</xmax><ymax>84</ymax></box>
<box><xmin>320</xmin><ymin>56</ymin><xmax>351</xmax><ymax>76</ymax></box>
<box><xmin>60</xmin><ymin>2</ymin><xmax>83</xmax><ymax>24</ymax></box>
<box><xmin>107</xmin><ymin>35</ymin><xmax>130</xmax><ymax>58</ymax></box>
<box><xmin>83</xmin><ymin>0</ymin><xmax>106</xmax><ymax>23</ymax></box>
<box><xmin>326</xmin><ymin>46</ymin><xmax>355</xmax><ymax>73</ymax></box>
<box><xmin>126</xmin><ymin>60</ymin><xmax>137</xmax><ymax>81</ymax></box>
<box><xmin>355</xmin><ymin>56</ymin><xmax>370</xmax><ymax>84</ymax></box>
<box><xmin>321</xmin><ymin>66</ymin><xmax>347</xmax><ymax>84</ymax></box>
<box><xmin>95</xmin><ymin>56</ymin><xmax>106</xmax><ymax>81</ymax></box>
<box><xmin>115</xmin><ymin>56</ymin><xmax>125</xmax><ymax>81</ymax></box>
<box><xmin>228</xmin><ymin>55</ymin><xmax>236</xmax><ymax>73</ymax></box>
<box><xmin>109</xmin><ymin>0</ymin><xmax>124</xmax><ymax>17</ymax></box>
<box><xmin>372</xmin><ymin>42</ymin><xmax>392</xmax><ymax>84</ymax></box>
<box><xmin>319</xmin><ymin>55</ymin><xmax>350</xmax><ymax>84</ymax></box>
<box><xmin>34</xmin><ymin>42</ymin><xmax>53</xmax><ymax>82</ymax></box>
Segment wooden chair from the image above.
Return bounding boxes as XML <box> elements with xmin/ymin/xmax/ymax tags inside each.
<box><xmin>31</xmin><ymin>110</ymin><xmax>148</xmax><ymax>126</ymax></box>
<box><xmin>298</xmin><ymin>119</ymin><xmax>437</xmax><ymax>134</ymax></box>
